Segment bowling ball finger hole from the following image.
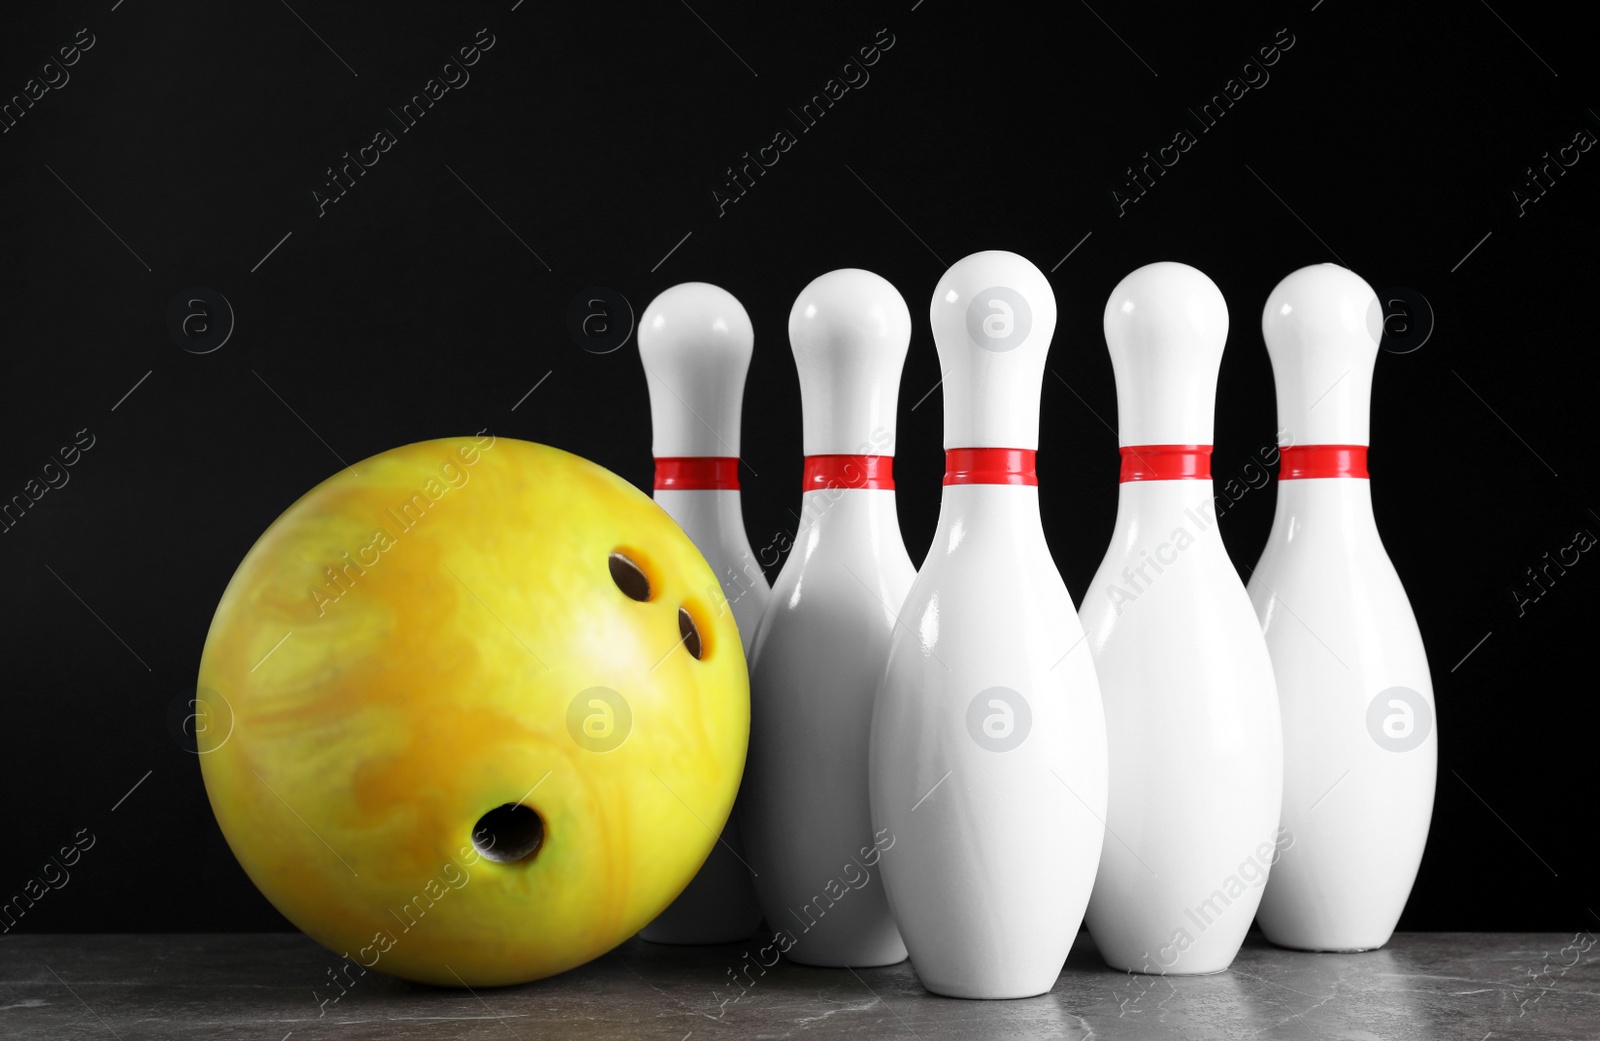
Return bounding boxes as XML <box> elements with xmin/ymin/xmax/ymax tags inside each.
<box><xmin>677</xmin><ymin>607</ymin><xmax>703</xmax><ymax>660</ymax></box>
<box><xmin>608</xmin><ymin>551</ymin><xmax>652</xmax><ymax>601</ymax></box>
<box><xmin>471</xmin><ymin>803</ymin><xmax>545</xmax><ymax>864</ymax></box>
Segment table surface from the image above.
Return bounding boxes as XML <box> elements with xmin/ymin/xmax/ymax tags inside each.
<box><xmin>1</xmin><ymin>931</ymin><xmax>1594</xmax><ymax>1040</ymax></box>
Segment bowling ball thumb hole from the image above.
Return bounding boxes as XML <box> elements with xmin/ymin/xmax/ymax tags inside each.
<box><xmin>470</xmin><ymin>803</ymin><xmax>545</xmax><ymax>863</ymax></box>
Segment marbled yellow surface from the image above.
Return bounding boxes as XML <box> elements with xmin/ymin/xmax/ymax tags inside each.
<box><xmin>197</xmin><ymin>436</ymin><xmax>748</xmax><ymax>986</ymax></box>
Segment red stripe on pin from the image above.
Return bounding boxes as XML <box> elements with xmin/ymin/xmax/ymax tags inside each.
<box><xmin>944</xmin><ymin>448</ymin><xmax>1038</xmax><ymax>486</ymax></box>
<box><xmin>803</xmin><ymin>455</ymin><xmax>895</xmax><ymax>491</ymax></box>
<box><xmin>1119</xmin><ymin>445</ymin><xmax>1212</xmax><ymax>482</ymax></box>
<box><xmin>654</xmin><ymin>457</ymin><xmax>740</xmax><ymax>490</ymax></box>
<box><xmin>1280</xmin><ymin>445</ymin><xmax>1369</xmax><ymax>479</ymax></box>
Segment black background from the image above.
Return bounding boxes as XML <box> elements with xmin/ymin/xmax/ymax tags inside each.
<box><xmin>1</xmin><ymin>0</ymin><xmax>1594</xmax><ymax>935</ymax></box>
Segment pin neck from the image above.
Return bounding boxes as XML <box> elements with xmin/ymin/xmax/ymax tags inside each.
<box><xmin>1280</xmin><ymin>445</ymin><xmax>1369</xmax><ymax>480</ymax></box>
<box><xmin>654</xmin><ymin>456</ymin><xmax>740</xmax><ymax>491</ymax></box>
<box><xmin>802</xmin><ymin>454</ymin><xmax>894</xmax><ymax>491</ymax></box>
<box><xmin>1119</xmin><ymin>445</ymin><xmax>1212</xmax><ymax>483</ymax></box>
<box><xmin>943</xmin><ymin>448</ymin><xmax>1037</xmax><ymax>486</ymax></box>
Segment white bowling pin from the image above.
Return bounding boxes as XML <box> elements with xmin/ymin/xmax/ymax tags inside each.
<box><xmin>1080</xmin><ymin>262</ymin><xmax>1284</xmax><ymax>975</ymax></box>
<box><xmin>1249</xmin><ymin>264</ymin><xmax>1437</xmax><ymax>951</ymax></box>
<box><xmin>636</xmin><ymin>282</ymin><xmax>768</xmax><ymax>944</ymax></box>
<box><xmin>741</xmin><ymin>269</ymin><xmax>913</xmax><ymax>968</ymax></box>
<box><xmin>870</xmin><ymin>251</ymin><xmax>1108</xmax><ymax>999</ymax></box>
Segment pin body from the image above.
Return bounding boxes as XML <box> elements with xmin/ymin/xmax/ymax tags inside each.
<box><xmin>637</xmin><ymin>282</ymin><xmax>767</xmax><ymax>944</ymax></box>
<box><xmin>742</xmin><ymin>270</ymin><xmax>913</xmax><ymax>967</ymax></box>
<box><xmin>870</xmin><ymin>252</ymin><xmax>1107</xmax><ymax>999</ymax></box>
<box><xmin>1249</xmin><ymin>264</ymin><xmax>1436</xmax><ymax>951</ymax></box>
<box><xmin>1080</xmin><ymin>262</ymin><xmax>1283</xmax><ymax>975</ymax></box>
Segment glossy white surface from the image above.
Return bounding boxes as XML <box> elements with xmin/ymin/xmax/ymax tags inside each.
<box><xmin>744</xmin><ymin>490</ymin><xmax>913</xmax><ymax>966</ymax></box>
<box><xmin>637</xmin><ymin>283</ymin><xmax>767</xmax><ymax>945</ymax></box>
<box><xmin>1080</xmin><ymin>262</ymin><xmax>1283</xmax><ymax>975</ymax></box>
<box><xmin>925</xmin><ymin>250</ymin><xmax>1057</xmax><ymax>450</ymax></box>
<box><xmin>1102</xmin><ymin>260</ymin><xmax>1229</xmax><ymax>446</ymax></box>
<box><xmin>742</xmin><ymin>269</ymin><xmax>913</xmax><ymax>967</ymax></box>
<box><xmin>638</xmin><ymin>282</ymin><xmax>754</xmax><ymax>458</ymax></box>
<box><xmin>1080</xmin><ymin>483</ymin><xmax>1284</xmax><ymax>974</ymax></box>
<box><xmin>789</xmin><ymin>269</ymin><xmax>913</xmax><ymax>456</ymax></box>
<box><xmin>1249</xmin><ymin>264</ymin><xmax>1436</xmax><ymax>952</ymax></box>
<box><xmin>1260</xmin><ymin>263</ymin><xmax>1379</xmax><ymax>447</ymax></box>
<box><xmin>871</xmin><ymin>251</ymin><xmax>1107</xmax><ymax>999</ymax></box>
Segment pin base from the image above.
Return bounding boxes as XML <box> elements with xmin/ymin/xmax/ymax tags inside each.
<box><xmin>916</xmin><ymin>981</ymin><xmax>1058</xmax><ymax>1001</ymax></box>
<box><xmin>1266</xmin><ymin>942</ymin><xmax>1383</xmax><ymax>954</ymax></box>
<box><xmin>1099</xmin><ymin>960</ymin><xmax>1233</xmax><ymax>977</ymax></box>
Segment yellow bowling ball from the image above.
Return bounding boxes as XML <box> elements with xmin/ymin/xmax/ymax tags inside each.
<box><xmin>196</xmin><ymin>435</ymin><xmax>748</xmax><ymax>986</ymax></box>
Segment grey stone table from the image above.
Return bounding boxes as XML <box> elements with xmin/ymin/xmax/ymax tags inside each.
<box><xmin>1</xmin><ymin>932</ymin><xmax>1594</xmax><ymax>1040</ymax></box>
